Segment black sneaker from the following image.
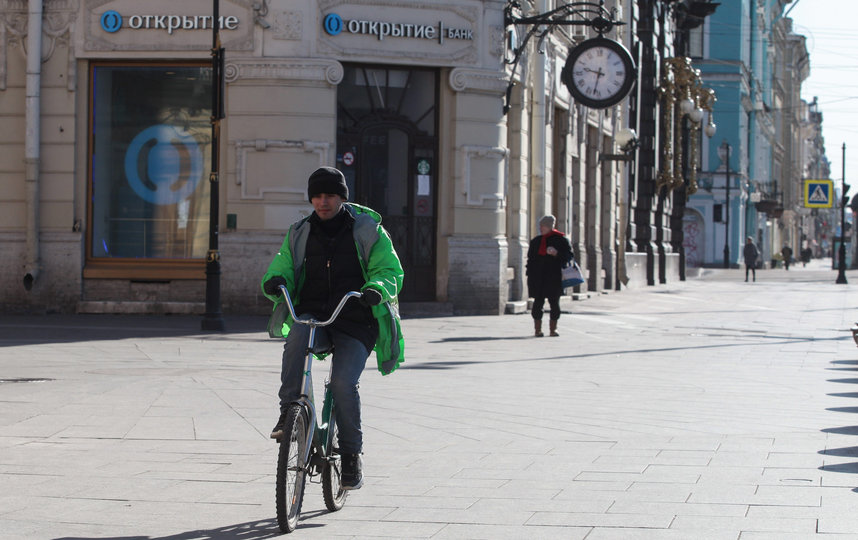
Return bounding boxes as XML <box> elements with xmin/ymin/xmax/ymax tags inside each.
<box><xmin>341</xmin><ymin>453</ymin><xmax>363</xmax><ymax>490</ymax></box>
<box><xmin>270</xmin><ymin>412</ymin><xmax>287</xmax><ymax>439</ymax></box>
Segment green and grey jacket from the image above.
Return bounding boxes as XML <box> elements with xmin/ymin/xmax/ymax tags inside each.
<box><xmin>261</xmin><ymin>203</ymin><xmax>405</xmax><ymax>375</ymax></box>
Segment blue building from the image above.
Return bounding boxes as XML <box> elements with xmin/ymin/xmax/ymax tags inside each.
<box><xmin>685</xmin><ymin>0</ymin><xmax>806</xmax><ymax>268</ymax></box>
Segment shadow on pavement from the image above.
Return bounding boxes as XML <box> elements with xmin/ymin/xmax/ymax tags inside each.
<box><xmin>408</xmin><ymin>334</ymin><xmax>850</xmax><ymax>370</ymax></box>
<box><xmin>819</xmin><ymin>462</ymin><xmax>858</xmax><ymax>474</ymax></box>
<box><xmin>821</xmin><ymin>426</ymin><xmax>858</xmax><ymax>436</ymax></box>
<box><xmin>53</xmin><ymin>518</ymin><xmax>282</xmax><ymax>540</ymax></box>
<box><xmin>822</xmin><ymin>363</ymin><xmax>858</xmax><ymax>485</ymax></box>
<box><xmin>0</xmin><ymin>314</ymin><xmax>269</xmax><ymax>347</ymax></box>
<box><xmin>433</xmin><ymin>335</ymin><xmax>531</xmax><ymax>343</ymax></box>
<box><xmin>828</xmin><ymin>378</ymin><xmax>858</xmax><ymax>385</ymax></box>
<box><xmin>820</xmin><ymin>447</ymin><xmax>858</xmax><ymax>458</ymax></box>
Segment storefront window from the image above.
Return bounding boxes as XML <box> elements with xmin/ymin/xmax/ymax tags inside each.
<box><xmin>89</xmin><ymin>64</ymin><xmax>211</xmax><ymax>263</ymax></box>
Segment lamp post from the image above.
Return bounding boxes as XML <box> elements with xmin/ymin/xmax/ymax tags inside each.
<box><xmin>722</xmin><ymin>141</ymin><xmax>731</xmax><ymax>269</ymax></box>
<box><xmin>836</xmin><ymin>143</ymin><xmax>849</xmax><ymax>284</ymax></box>
<box><xmin>850</xmin><ymin>194</ymin><xmax>858</xmax><ymax>269</ymax></box>
<box><xmin>202</xmin><ymin>0</ymin><xmax>225</xmax><ymax>331</ymax></box>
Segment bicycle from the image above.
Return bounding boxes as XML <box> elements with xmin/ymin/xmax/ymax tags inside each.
<box><xmin>273</xmin><ymin>285</ymin><xmax>362</xmax><ymax>533</ymax></box>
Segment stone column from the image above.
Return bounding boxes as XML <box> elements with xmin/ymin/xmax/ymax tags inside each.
<box><xmin>505</xmin><ymin>84</ymin><xmax>529</xmax><ymax>306</ymax></box>
<box><xmin>445</xmin><ymin>68</ymin><xmax>509</xmax><ymax>314</ymax></box>
<box><xmin>219</xmin><ymin>58</ymin><xmax>342</xmax><ymax>313</ymax></box>
<box><xmin>600</xmin><ymin>132</ymin><xmax>619</xmax><ymax>290</ymax></box>
<box><xmin>585</xmin><ymin>124</ymin><xmax>603</xmax><ymax>293</ymax></box>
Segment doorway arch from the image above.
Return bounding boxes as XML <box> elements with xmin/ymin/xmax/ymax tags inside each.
<box><xmin>336</xmin><ymin>65</ymin><xmax>439</xmax><ymax>301</ymax></box>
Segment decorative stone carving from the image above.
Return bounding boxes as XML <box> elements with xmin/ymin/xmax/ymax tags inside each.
<box><xmin>234</xmin><ymin>139</ymin><xmax>330</xmax><ymax>199</ymax></box>
<box><xmin>224</xmin><ymin>58</ymin><xmax>343</xmax><ymax>85</ymax></box>
<box><xmin>460</xmin><ymin>145</ymin><xmax>509</xmax><ymax>208</ymax></box>
<box><xmin>43</xmin><ymin>4</ymin><xmax>77</xmax><ymax>92</ymax></box>
<box><xmin>0</xmin><ymin>0</ymin><xmax>77</xmax><ymax>91</ymax></box>
<box><xmin>0</xmin><ymin>21</ymin><xmax>7</xmax><ymax>91</ymax></box>
<box><xmin>271</xmin><ymin>10</ymin><xmax>301</xmax><ymax>40</ymax></box>
<box><xmin>488</xmin><ymin>25</ymin><xmax>504</xmax><ymax>63</ymax></box>
<box><xmin>449</xmin><ymin>67</ymin><xmax>507</xmax><ymax>95</ymax></box>
<box><xmin>0</xmin><ymin>10</ymin><xmax>26</xmax><ymax>91</ymax></box>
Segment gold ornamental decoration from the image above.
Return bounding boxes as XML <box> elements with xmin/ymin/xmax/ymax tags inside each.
<box><xmin>657</xmin><ymin>57</ymin><xmax>716</xmax><ymax>198</ymax></box>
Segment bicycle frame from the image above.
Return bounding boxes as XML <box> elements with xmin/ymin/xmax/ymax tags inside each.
<box><xmin>277</xmin><ymin>286</ymin><xmax>362</xmax><ymax>472</ymax></box>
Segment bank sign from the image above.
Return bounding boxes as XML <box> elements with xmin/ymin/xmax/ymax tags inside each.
<box><xmin>100</xmin><ymin>9</ymin><xmax>241</xmax><ymax>34</ymax></box>
<box><xmin>322</xmin><ymin>12</ymin><xmax>473</xmax><ymax>44</ymax></box>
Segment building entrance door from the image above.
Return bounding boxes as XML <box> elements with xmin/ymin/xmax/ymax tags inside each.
<box><xmin>336</xmin><ymin>66</ymin><xmax>438</xmax><ymax>301</ymax></box>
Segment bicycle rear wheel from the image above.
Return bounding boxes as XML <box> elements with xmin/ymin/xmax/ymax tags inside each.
<box><xmin>275</xmin><ymin>405</ymin><xmax>308</xmax><ymax>533</ymax></box>
<box><xmin>322</xmin><ymin>417</ymin><xmax>348</xmax><ymax>511</ymax></box>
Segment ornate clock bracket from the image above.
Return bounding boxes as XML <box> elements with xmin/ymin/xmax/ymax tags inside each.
<box><xmin>502</xmin><ymin>1</ymin><xmax>624</xmax><ymax>114</ymax></box>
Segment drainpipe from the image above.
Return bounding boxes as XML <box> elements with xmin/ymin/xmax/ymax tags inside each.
<box><xmin>23</xmin><ymin>0</ymin><xmax>43</xmax><ymax>291</ymax></box>
<box><xmin>531</xmin><ymin>0</ymin><xmax>547</xmax><ymax>231</ymax></box>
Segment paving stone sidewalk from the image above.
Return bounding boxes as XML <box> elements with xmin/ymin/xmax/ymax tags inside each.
<box><xmin>1</xmin><ymin>260</ymin><xmax>858</xmax><ymax>539</ymax></box>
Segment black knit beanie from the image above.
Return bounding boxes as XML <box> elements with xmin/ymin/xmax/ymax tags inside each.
<box><xmin>307</xmin><ymin>167</ymin><xmax>349</xmax><ymax>201</ymax></box>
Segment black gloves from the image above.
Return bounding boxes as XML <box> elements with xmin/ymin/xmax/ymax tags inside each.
<box><xmin>360</xmin><ymin>288</ymin><xmax>384</xmax><ymax>306</ymax></box>
<box><xmin>263</xmin><ymin>276</ymin><xmax>287</xmax><ymax>296</ymax></box>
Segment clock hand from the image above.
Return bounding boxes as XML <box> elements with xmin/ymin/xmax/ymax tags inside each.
<box><xmin>583</xmin><ymin>67</ymin><xmax>607</xmax><ymax>77</ymax></box>
<box><xmin>593</xmin><ymin>67</ymin><xmax>605</xmax><ymax>91</ymax></box>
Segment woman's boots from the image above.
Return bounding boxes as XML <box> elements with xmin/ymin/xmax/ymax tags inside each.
<box><xmin>534</xmin><ymin>319</ymin><xmax>559</xmax><ymax>337</ymax></box>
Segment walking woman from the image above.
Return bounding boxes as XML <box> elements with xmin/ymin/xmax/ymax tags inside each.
<box><xmin>526</xmin><ymin>215</ymin><xmax>573</xmax><ymax>337</ymax></box>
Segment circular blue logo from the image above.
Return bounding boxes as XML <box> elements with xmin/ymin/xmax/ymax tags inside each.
<box><xmin>323</xmin><ymin>13</ymin><xmax>343</xmax><ymax>36</ymax></box>
<box><xmin>100</xmin><ymin>10</ymin><xmax>122</xmax><ymax>33</ymax></box>
<box><xmin>124</xmin><ymin>125</ymin><xmax>204</xmax><ymax>206</ymax></box>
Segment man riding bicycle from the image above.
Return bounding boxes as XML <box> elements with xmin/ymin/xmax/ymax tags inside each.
<box><xmin>261</xmin><ymin>166</ymin><xmax>405</xmax><ymax>490</ymax></box>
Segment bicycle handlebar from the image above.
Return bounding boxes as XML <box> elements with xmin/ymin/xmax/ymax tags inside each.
<box><xmin>277</xmin><ymin>285</ymin><xmax>363</xmax><ymax>328</ymax></box>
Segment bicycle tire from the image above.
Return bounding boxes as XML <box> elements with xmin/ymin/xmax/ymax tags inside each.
<box><xmin>322</xmin><ymin>418</ymin><xmax>348</xmax><ymax>511</ymax></box>
<box><xmin>275</xmin><ymin>405</ymin><xmax>308</xmax><ymax>533</ymax></box>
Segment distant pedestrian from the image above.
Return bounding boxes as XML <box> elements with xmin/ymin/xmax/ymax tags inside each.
<box><xmin>526</xmin><ymin>215</ymin><xmax>573</xmax><ymax>337</ymax></box>
<box><xmin>743</xmin><ymin>236</ymin><xmax>759</xmax><ymax>282</ymax></box>
<box><xmin>801</xmin><ymin>247</ymin><xmax>812</xmax><ymax>267</ymax></box>
<box><xmin>781</xmin><ymin>245</ymin><xmax>793</xmax><ymax>270</ymax></box>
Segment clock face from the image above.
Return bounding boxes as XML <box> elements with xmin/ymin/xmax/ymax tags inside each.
<box><xmin>561</xmin><ymin>38</ymin><xmax>636</xmax><ymax>109</ymax></box>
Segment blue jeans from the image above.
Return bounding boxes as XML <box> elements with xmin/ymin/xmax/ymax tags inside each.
<box><xmin>280</xmin><ymin>319</ymin><xmax>369</xmax><ymax>455</ymax></box>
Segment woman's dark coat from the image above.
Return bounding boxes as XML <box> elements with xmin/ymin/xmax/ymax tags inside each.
<box><xmin>526</xmin><ymin>232</ymin><xmax>573</xmax><ymax>298</ymax></box>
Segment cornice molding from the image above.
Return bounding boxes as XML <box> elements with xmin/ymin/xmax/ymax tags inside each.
<box><xmin>224</xmin><ymin>58</ymin><xmax>344</xmax><ymax>85</ymax></box>
<box><xmin>449</xmin><ymin>67</ymin><xmax>507</xmax><ymax>94</ymax></box>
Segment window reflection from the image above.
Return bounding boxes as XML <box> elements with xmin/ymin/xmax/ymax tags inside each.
<box><xmin>90</xmin><ymin>65</ymin><xmax>211</xmax><ymax>260</ymax></box>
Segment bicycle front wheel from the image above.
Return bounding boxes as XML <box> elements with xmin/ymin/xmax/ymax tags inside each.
<box><xmin>322</xmin><ymin>417</ymin><xmax>348</xmax><ymax>511</ymax></box>
<box><xmin>275</xmin><ymin>405</ymin><xmax>308</xmax><ymax>533</ymax></box>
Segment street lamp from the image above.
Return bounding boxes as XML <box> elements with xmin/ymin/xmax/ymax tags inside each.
<box><xmin>202</xmin><ymin>0</ymin><xmax>226</xmax><ymax>331</ymax></box>
<box><xmin>836</xmin><ymin>143</ymin><xmax>849</xmax><ymax>284</ymax></box>
<box><xmin>599</xmin><ymin>128</ymin><xmax>639</xmax><ymax>162</ymax></box>
<box><xmin>722</xmin><ymin>141</ymin><xmax>731</xmax><ymax>269</ymax></box>
<box><xmin>656</xmin><ymin>57</ymin><xmax>715</xmax><ymax>196</ymax></box>
<box><xmin>850</xmin><ymin>194</ymin><xmax>858</xmax><ymax>269</ymax></box>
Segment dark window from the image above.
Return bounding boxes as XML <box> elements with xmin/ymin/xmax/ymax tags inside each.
<box><xmin>89</xmin><ymin>64</ymin><xmax>212</xmax><ymax>262</ymax></box>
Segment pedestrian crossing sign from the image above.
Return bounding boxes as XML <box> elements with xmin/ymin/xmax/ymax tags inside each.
<box><xmin>804</xmin><ymin>179</ymin><xmax>834</xmax><ymax>208</ymax></box>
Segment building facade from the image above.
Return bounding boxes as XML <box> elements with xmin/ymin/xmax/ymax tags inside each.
<box><xmin>1</xmin><ymin>0</ymin><xmax>721</xmax><ymax>316</ymax></box>
<box><xmin>2</xmin><ymin>0</ymin><xmax>511</xmax><ymax>315</ymax></box>
<box><xmin>687</xmin><ymin>0</ymin><xmax>814</xmax><ymax>270</ymax></box>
